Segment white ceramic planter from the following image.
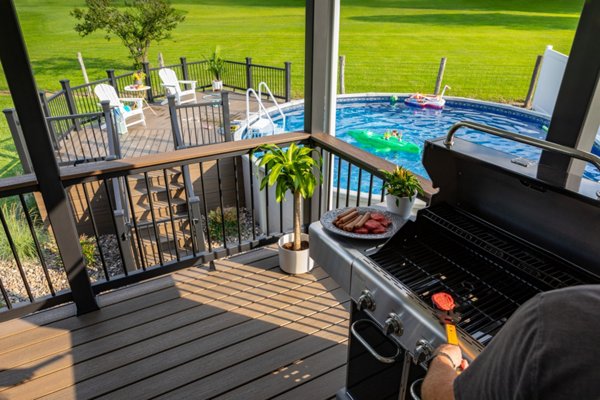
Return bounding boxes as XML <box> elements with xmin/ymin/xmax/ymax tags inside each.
<box><xmin>278</xmin><ymin>233</ymin><xmax>314</xmax><ymax>275</ymax></box>
<box><xmin>386</xmin><ymin>194</ymin><xmax>416</xmax><ymax>218</ymax></box>
<box><xmin>212</xmin><ymin>80</ymin><xmax>223</xmax><ymax>91</ymax></box>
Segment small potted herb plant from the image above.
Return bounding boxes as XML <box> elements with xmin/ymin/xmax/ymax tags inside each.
<box><xmin>205</xmin><ymin>46</ymin><xmax>225</xmax><ymax>91</ymax></box>
<box><xmin>254</xmin><ymin>143</ymin><xmax>321</xmax><ymax>274</ymax></box>
<box><xmin>381</xmin><ymin>166</ymin><xmax>424</xmax><ymax>218</ymax></box>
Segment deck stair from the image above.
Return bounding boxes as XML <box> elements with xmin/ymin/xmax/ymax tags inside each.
<box><xmin>124</xmin><ymin>168</ymin><xmax>198</xmax><ymax>267</ymax></box>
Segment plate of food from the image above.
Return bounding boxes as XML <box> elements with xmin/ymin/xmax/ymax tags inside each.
<box><xmin>320</xmin><ymin>206</ymin><xmax>404</xmax><ymax>240</ymax></box>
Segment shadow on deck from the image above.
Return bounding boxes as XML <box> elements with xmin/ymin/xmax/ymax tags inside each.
<box><xmin>0</xmin><ymin>246</ymin><xmax>348</xmax><ymax>399</ymax></box>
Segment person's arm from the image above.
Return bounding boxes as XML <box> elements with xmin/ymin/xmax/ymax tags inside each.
<box><xmin>421</xmin><ymin>344</ymin><xmax>464</xmax><ymax>400</ymax></box>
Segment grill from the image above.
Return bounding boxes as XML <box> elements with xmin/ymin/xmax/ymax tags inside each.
<box><xmin>309</xmin><ymin>121</ymin><xmax>600</xmax><ymax>400</ymax></box>
<box><xmin>369</xmin><ymin>204</ymin><xmax>594</xmax><ymax>347</ymax></box>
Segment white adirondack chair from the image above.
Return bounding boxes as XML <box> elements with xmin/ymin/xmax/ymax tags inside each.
<box><xmin>94</xmin><ymin>84</ymin><xmax>146</xmax><ymax>130</ymax></box>
<box><xmin>159</xmin><ymin>68</ymin><xmax>197</xmax><ymax>105</ymax></box>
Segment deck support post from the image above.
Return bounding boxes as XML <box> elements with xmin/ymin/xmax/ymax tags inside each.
<box><xmin>0</xmin><ymin>0</ymin><xmax>98</xmax><ymax>315</ymax></box>
<box><xmin>2</xmin><ymin>108</ymin><xmax>32</xmax><ymax>173</ymax></box>
<box><xmin>539</xmin><ymin>0</ymin><xmax>600</xmax><ymax>185</ymax></box>
<box><xmin>221</xmin><ymin>91</ymin><xmax>232</xmax><ymax>142</ymax></box>
<box><xmin>106</xmin><ymin>69</ymin><xmax>118</xmax><ymax>95</ymax></box>
<box><xmin>101</xmin><ymin>100</ymin><xmax>121</xmax><ymax>159</ymax></box>
<box><xmin>114</xmin><ymin>209</ymin><xmax>138</xmax><ymax>273</ymax></box>
<box><xmin>167</xmin><ymin>95</ymin><xmax>183</xmax><ymax>148</ymax></box>
<box><xmin>304</xmin><ymin>0</ymin><xmax>340</xmax><ymax>222</ymax></box>
<box><xmin>189</xmin><ymin>197</ymin><xmax>207</xmax><ymax>254</ymax></box>
<box><xmin>285</xmin><ymin>62</ymin><xmax>292</xmax><ymax>102</ymax></box>
<box><xmin>60</xmin><ymin>79</ymin><xmax>81</xmax><ymax>130</ymax></box>
<box><xmin>142</xmin><ymin>62</ymin><xmax>154</xmax><ymax>103</ymax></box>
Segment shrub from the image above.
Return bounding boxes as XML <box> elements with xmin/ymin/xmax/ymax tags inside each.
<box><xmin>79</xmin><ymin>235</ymin><xmax>97</xmax><ymax>267</ymax></box>
<box><xmin>207</xmin><ymin>207</ymin><xmax>241</xmax><ymax>241</ymax></box>
<box><xmin>0</xmin><ymin>201</ymin><xmax>47</xmax><ymax>261</ymax></box>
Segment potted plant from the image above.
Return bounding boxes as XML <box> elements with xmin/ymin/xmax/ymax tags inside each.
<box><xmin>132</xmin><ymin>70</ymin><xmax>145</xmax><ymax>87</ymax></box>
<box><xmin>381</xmin><ymin>166</ymin><xmax>424</xmax><ymax>218</ymax></box>
<box><xmin>205</xmin><ymin>46</ymin><xmax>225</xmax><ymax>92</ymax></box>
<box><xmin>253</xmin><ymin>143</ymin><xmax>322</xmax><ymax>274</ymax></box>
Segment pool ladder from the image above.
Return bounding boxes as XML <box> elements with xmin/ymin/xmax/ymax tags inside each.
<box><xmin>246</xmin><ymin>82</ymin><xmax>286</xmax><ymax>137</ymax></box>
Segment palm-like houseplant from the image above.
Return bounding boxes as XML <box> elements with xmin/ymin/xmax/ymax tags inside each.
<box><xmin>205</xmin><ymin>46</ymin><xmax>225</xmax><ymax>91</ymax></box>
<box><xmin>254</xmin><ymin>143</ymin><xmax>322</xmax><ymax>273</ymax></box>
<box><xmin>381</xmin><ymin>166</ymin><xmax>424</xmax><ymax>218</ymax></box>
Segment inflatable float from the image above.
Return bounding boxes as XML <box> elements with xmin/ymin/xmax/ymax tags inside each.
<box><xmin>404</xmin><ymin>85</ymin><xmax>451</xmax><ymax>110</ymax></box>
<box><xmin>348</xmin><ymin>130</ymin><xmax>420</xmax><ymax>154</ymax></box>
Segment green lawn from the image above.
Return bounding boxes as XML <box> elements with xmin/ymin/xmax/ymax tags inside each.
<box><xmin>0</xmin><ymin>0</ymin><xmax>584</xmax><ymax>177</ymax></box>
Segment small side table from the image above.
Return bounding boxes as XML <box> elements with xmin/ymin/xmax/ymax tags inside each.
<box><xmin>124</xmin><ymin>85</ymin><xmax>157</xmax><ymax>115</ymax></box>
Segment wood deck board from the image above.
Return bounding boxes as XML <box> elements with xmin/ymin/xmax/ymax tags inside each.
<box><xmin>55</xmin><ymin>93</ymin><xmax>254</xmax><ymax>164</ymax></box>
<box><xmin>0</xmin><ymin>247</ymin><xmax>349</xmax><ymax>399</ymax></box>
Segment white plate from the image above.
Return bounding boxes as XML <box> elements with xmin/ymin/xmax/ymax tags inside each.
<box><xmin>320</xmin><ymin>207</ymin><xmax>403</xmax><ymax>240</ymax></box>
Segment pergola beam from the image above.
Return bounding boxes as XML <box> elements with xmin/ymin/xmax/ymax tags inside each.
<box><xmin>304</xmin><ymin>0</ymin><xmax>340</xmax><ymax>135</ymax></box>
<box><xmin>540</xmin><ymin>0</ymin><xmax>600</xmax><ymax>181</ymax></box>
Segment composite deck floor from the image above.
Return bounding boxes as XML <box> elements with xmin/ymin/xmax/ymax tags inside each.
<box><xmin>0</xmin><ymin>246</ymin><xmax>349</xmax><ymax>399</ymax></box>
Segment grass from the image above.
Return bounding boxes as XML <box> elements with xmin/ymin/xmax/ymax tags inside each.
<box><xmin>0</xmin><ymin>0</ymin><xmax>585</xmax><ymax>178</ymax></box>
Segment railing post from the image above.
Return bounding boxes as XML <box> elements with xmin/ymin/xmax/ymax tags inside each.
<box><xmin>180</xmin><ymin>56</ymin><xmax>189</xmax><ymax>80</ymax></box>
<box><xmin>0</xmin><ymin>0</ymin><xmax>98</xmax><ymax>315</ymax></box>
<box><xmin>525</xmin><ymin>55</ymin><xmax>543</xmax><ymax>109</ymax></box>
<box><xmin>188</xmin><ymin>196</ymin><xmax>207</xmax><ymax>253</ymax></box>
<box><xmin>434</xmin><ymin>57</ymin><xmax>447</xmax><ymax>95</ymax></box>
<box><xmin>246</xmin><ymin>57</ymin><xmax>254</xmax><ymax>90</ymax></box>
<box><xmin>3</xmin><ymin>108</ymin><xmax>32</xmax><ymax>173</ymax></box>
<box><xmin>113</xmin><ymin>209</ymin><xmax>138</xmax><ymax>272</ymax></box>
<box><xmin>221</xmin><ymin>91</ymin><xmax>232</xmax><ymax>142</ymax></box>
<box><xmin>38</xmin><ymin>90</ymin><xmax>51</xmax><ymax>118</ymax></box>
<box><xmin>38</xmin><ymin>91</ymin><xmax>58</xmax><ymax>150</ymax></box>
<box><xmin>142</xmin><ymin>61</ymin><xmax>154</xmax><ymax>103</ymax></box>
<box><xmin>338</xmin><ymin>56</ymin><xmax>345</xmax><ymax>95</ymax></box>
<box><xmin>101</xmin><ymin>100</ymin><xmax>121</xmax><ymax>159</ymax></box>
<box><xmin>60</xmin><ymin>79</ymin><xmax>81</xmax><ymax>130</ymax></box>
<box><xmin>167</xmin><ymin>94</ymin><xmax>183</xmax><ymax>148</ymax></box>
<box><xmin>285</xmin><ymin>61</ymin><xmax>292</xmax><ymax>102</ymax></box>
<box><xmin>106</xmin><ymin>69</ymin><xmax>118</xmax><ymax>94</ymax></box>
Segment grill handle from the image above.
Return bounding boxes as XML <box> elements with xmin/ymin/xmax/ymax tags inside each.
<box><xmin>444</xmin><ymin>120</ymin><xmax>600</xmax><ymax>172</ymax></box>
<box><xmin>350</xmin><ymin>319</ymin><xmax>400</xmax><ymax>364</ymax></box>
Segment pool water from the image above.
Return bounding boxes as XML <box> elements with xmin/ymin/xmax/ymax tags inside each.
<box><xmin>276</xmin><ymin>99</ymin><xmax>600</xmax><ymax>185</ymax></box>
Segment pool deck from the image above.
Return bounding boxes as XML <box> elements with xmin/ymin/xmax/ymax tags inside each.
<box><xmin>56</xmin><ymin>91</ymin><xmax>261</xmax><ymax>162</ymax></box>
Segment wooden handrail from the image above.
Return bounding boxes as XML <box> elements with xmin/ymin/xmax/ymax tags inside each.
<box><xmin>0</xmin><ymin>173</ymin><xmax>38</xmax><ymax>196</ymax></box>
<box><xmin>310</xmin><ymin>133</ymin><xmax>437</xmax><ymax>197</ymax></box>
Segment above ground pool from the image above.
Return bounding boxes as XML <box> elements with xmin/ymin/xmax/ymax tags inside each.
<box><xmin>271</xmin><ymin>96</ymin><xmax>600</xmax><ymax>184</ymax></box>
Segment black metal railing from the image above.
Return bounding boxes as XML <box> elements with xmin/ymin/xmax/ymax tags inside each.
<box><xmin>0</xmin><ymin>176</ymin><xmax>73</xmax><ymax>319</ymax></box>
<box><xmin>168</xmin><ymin>92</ymin><xmax>232</xmax><ymax>149</ymax></box>
<box><xmin>47</xmin><ymin>101</ymin><xmax>120</xmax><ymax>166</ymax></box>
<box><xmin>27</xmin><ymin>56</ymin><xmax>291</xmax><ymax>122</ymax></box>
<box><xmin>0</xmin><ymin>131</ymin><xmax>418</xmax><ymax>321</ymax></box>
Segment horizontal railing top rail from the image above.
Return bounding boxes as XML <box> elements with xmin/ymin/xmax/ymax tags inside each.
<box><xmin>310</xmin><ymin>133</ymin><xmax>437</xmax><ymax>198</ymax></box>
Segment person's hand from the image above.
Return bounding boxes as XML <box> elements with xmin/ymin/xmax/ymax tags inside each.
<box><xmin>434</xmin><ymin>344</ymin><xmax>468</xmax><ymax>371</ymax></box>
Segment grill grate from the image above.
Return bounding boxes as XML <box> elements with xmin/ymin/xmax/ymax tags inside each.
<box><xmin>369</xmin><ymin>205</ymin><xmax>595</xmax><ymax>346</ymax></box>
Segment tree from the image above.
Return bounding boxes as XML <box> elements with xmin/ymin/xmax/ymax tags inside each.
<box><xmin>71</xmin><ymin>0</ymin><xmax>185</xmax><ymax>68</ymax></box>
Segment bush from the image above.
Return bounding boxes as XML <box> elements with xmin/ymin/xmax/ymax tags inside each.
<box><xmin>0</xmin><ymin>201</ymin><xmax>47</xmax><ymax>261</ymax></box>
<box><xmin>79</xmin><ymin>235</ymin><xmax>97</xmax><ymax>267</ymax></box>
<box><xmin>207</xmin><ymin>207</ymin><xmax>241</xmax><ymax>241</ymax></box>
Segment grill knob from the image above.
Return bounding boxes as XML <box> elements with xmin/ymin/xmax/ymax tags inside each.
<box><xmin>384</xmin><ymin>313</ymin><xmax>404</xmax><ymax>336</ymax></box>
<box><xmin>357</xmin><ymin>290</ymin><xmax>375</xmax><ymax>311</ymax></box>
<box><xmin>413</xmin><ymin>339</ymin><xmax>434</xmax><ymax>365</ymax></box>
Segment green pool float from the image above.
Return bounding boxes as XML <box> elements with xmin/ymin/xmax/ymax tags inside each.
<box><xmin>348</xmin><ymin>130</ymin><xmax>420</xmax><ymax>154</ymax></box>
